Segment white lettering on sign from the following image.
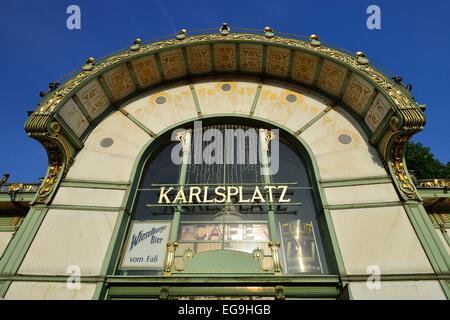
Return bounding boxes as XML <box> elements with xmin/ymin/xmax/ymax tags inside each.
<box><xmin>156</xmin><ymin>185</ymin><xmax>291</xmax><ymax>204</ymax></box>
<box><xmin>120</xmin><ymin>221</ymin><xmax>171</xmax><ymax>269</ymax></box>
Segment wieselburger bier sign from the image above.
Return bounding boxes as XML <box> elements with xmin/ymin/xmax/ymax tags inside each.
<box><xmin>120</xmin><ymin>221</ymin><xmax>171</xmax><ymax>269</ymax></box>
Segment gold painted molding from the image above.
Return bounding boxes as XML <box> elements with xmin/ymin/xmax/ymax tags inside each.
<box><xmin>418</xmin><ymin>179</ymin><xmax>450</xmax><ymax>188</ymax></box>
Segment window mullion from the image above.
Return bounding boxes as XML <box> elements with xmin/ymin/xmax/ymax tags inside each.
<box><xmin>168</xmin><ymin>129</ymin><xmax>191</xmax><ymax>242</ymax></box>
<box><xmin>258</xmin><ymin>129</ymin><xmax>277</xmax><ymax>241</ymax></box>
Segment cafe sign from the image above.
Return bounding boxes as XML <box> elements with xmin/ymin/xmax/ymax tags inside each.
<box><xmin>120</xmin><ymin>221</ymin><xmax>171</xmax><ymax>269</ymax></box>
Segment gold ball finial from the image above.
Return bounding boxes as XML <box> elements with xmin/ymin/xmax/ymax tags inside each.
<box><xmin>176</xmin><ymin>29</ymin><xmax>187</xmax><ymax>40</ymax></box>
<box><xmin>82</xmin><ymin>57</ymin><xmax>95</xmax><ymax>71</ymax></box>
<box><xmin>309</xmin><ymin>34</ymin><xmax>321</xmax><ymax>47</ymax></box>
<box><xmin>355</xmin><ymin>51</ymin><xmax>369</xmax><ymax>64</ymax></box>
<box><xmin>264</xmin><ymin>26</ymin><xmax>274</xmax><ymax>38</ymax></box>
<box><xmin>220</xmin><ymin>22</ymin><xmax>230</xmax><ymax>35</ymax></box>
<box><xmin>130</xmin><ymin>38</ymin><xmax>142</xmax><ymax>51</ymax></box>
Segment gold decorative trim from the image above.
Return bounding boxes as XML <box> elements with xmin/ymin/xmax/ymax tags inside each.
<box><xmin>6</xmin><ymin>184</ymin><xmax>39</xmax><ymax>193</ymax></box>
<box><xmin>30</xmin><ymin>33</ymin><xmax>420</xmax><ymax>117</ymax></box>
<box><xmin>390</xmin><ymin>134</ymin><xmax>419</xmax><ymax>200</ymax></box>
<box><xmin>32</xmin><ymin>121</ymin><xmax>75</xmax><ymax>204</ymax></box>
<box><xmin>163</xmin><ymin>241</ymin><xmax>178</xmax><ymax>275</ymax></box>
<box><xmin>418</xmin><ymin>179</ymin><xmax>450</xmax><ymax>188</ymax></box>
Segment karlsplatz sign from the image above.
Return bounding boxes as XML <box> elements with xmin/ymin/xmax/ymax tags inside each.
<box><xmin>120</xmin><ymin>221</ymin><xmax>171</xmax><ymax>269</ymax></box>
<box><xmin>156</xmin><ymin>185</ymin><xmax>291</xmax><ymax>205</ymax></box>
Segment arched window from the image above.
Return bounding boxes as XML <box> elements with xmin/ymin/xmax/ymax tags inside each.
<box><xmin>117</xmin><ymin>123</ymin><xmax>332</xmax><ymax>275</ymax></box>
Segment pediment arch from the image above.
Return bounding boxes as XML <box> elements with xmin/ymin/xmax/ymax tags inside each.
<box><xmin>25</xmin><ymin>32</ymin><xmax>425</xmax><ymax>204</ymax></box>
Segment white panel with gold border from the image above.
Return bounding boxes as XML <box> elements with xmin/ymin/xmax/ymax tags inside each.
<box><xmin>290</xmin><ymin>51</ymin><xmax>320</xmax><ymax>85</ymax></box>
<box><xmin>102</xmin><ymin>64</ymin><xmax>136</xmax><ymax>100</ymax></box>
<box><xmin>265</xmin><ymin>46</ymin><xmax>291</xmax><ymax>77</ymax></box>
<box><xmin>342</xmin><ymin>74</ymin><xmax>375</xmax><ymax>116</ymax></box>
<box><xmin>213</xmin><ymin>44</ymin><xmax>237</xmax><ymax>72</ymax></box>
<box><xmin>187</xmin><ymin>45</ymin><xmax>212</xmax><ymax>74</ymax></box>
<box><xmin>159</xmin><ymin>49</ymin><xmax>187</xmax><ymax>80</ymax></box>
<box><xmin>130</xmin><ymin>54</ymin><xmax>161</xmax><ymax>88</ymax></box>
<box><xmin>239</xmin><ymin>44</ymin><xmax>263</xmax><ymax>73</ymax></box>
<box><xmin>317</xmin><ymin>60</ymin><xmax>348</xmax><ymax>96</ymax></box>
<box><xmin>58</xmin><ymin>99</ymin><xmax>89</xmax><ymax>137</ymax></box>
<box><xmin>75</xmin><ymin>79</ymin><xmax>111</xmax><ymax>120</ymax></box>
<box><xmin>364</xmin><ymin>93</ymin><xmax>391</xmax><ymax>133</ymax></box>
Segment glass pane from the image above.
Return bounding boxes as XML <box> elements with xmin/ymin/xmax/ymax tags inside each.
<box><xmin>272</xmin><ymin>140</ymin><xmax>330</xmax><ymax>275</ymax></box>
<box><xmin>133</xmin><ymin>142</ymin><xmax>180</xmax><ymax>220</ymax></box>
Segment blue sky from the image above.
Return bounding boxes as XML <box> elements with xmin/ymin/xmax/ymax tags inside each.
<box><xmin>0</xmin><ymin>0</ymin><xmax>449</xmax><ymax>182</ymax></box>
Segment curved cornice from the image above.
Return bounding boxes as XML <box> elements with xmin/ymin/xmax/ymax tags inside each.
<box><xmin>24</xmin><ymin>32</ymin><xmax>426</xmax><ymax>204</ymax></box>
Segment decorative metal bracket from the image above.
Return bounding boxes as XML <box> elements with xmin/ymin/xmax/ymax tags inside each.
<box><xmin>252</xmin><ymin>247</ymin><xmax>270</xmax><ymax>272</ymax></box>
<box><xmin>163</xmin><ymin>241</ymin><xmax>178</xmax><ymax>275</ymax></box>
<box><xmin>173</xmin><ymin>248</ymin><xmax>194</xmax><ymax>272</ymax></box>
<box><xmin>268</xmin><ymin>241</ymin><xmax>282</xmax><ymax>274</ymax></box>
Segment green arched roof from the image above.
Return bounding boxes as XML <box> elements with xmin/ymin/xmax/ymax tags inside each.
<box><xmin>25</xmin><ymin>31</ymin><xmax>425</xmax><ymax>203</ymax></box>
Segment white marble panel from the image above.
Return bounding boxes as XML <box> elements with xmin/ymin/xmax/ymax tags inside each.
<box><xmin>349</xmin><ymin>281</ymin><xmax>446</xmax><ymax>300</ymax></box>
<box><xmin>52</xmin><ymin>187</ymin><xmax>125</xmax><ymax>208</ymax></box>
<box><xmin>254</xmin><ymin>82</ymin><xmax>330</xmax><ymax>132</ymax></box>
<box><xmin>65</xmin><ymin>111</ymin><xmax>151</xmax><ymax>182</ymax></box>
<box><xmin>0</xmin><ymin>231</ymin><xmax>14</xmax><ymax>257</ymax></box>
<box><xmin>194</xmin><ymin>78</ymin><xmax>258</xmax><ymax>115</ymax></box>
<box><xmin>324</xmin><ymin>183</ymin><xmax>399</xmax><ymax>205</ymax></box>
<box><xmin>18</xmin><ymin>209</ymin><xmax>118</xmax><ymax>276</ymax></box>
<box><xmin>331</xmin><ymin>206</ymin><xmax>433</xmax><ymax>274</ymax></box>
<box><xmin>123</xmin><ymin>84</ymin><xmax>197</xmax><ymax>134</ymax></box>
<box><xmin>300</xmin><ymin>107</ymin><xmax>387</xmax><ymax>180</ymax></box>
<box><xmin>5</xmin><ymin>281</ymin><xmax>96</xmax><ymax>300</ymax></box>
